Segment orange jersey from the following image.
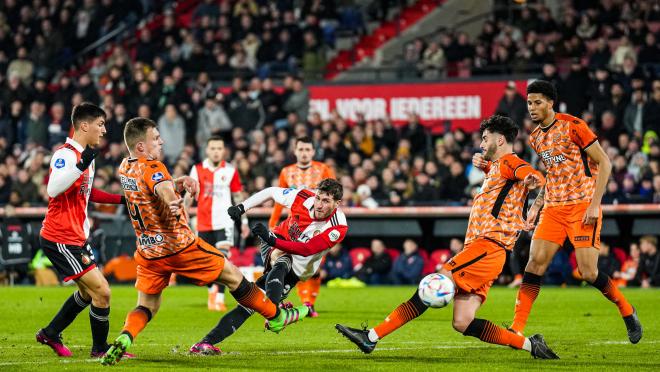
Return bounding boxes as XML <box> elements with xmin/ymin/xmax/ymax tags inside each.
<box><xmin>269</xmin><ymin>161</ymin><xmax>335</xmax><ymax>228</ymax></box>
<box><xmin>529</xmin><ymin>113</ymin><xmax>598</xmax><ymax>207</ymax></box>
<box><xmin>118</xmin><ymin>158</ymin><xmax>196</xmax><ymax>260</ymax></box>
<box><xmin>466</xmin><ymin>153</ymin><xmax>543</xmax><ymax>249</ymax></box>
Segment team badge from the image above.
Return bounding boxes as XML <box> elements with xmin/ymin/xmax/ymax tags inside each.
<box><xmin>328</xmin><ymin>229</ymin><xmax>341</xmax><ymax>242</ymax></box>
<box><xmin>54</xmin><ymin>158</ymin><xmax>65</xmax><ymax>168</ymax></box>
<box><xmin>151</xmin><ymin>172</ymin><xmax>164</xmax><ymax>182</ymax></box>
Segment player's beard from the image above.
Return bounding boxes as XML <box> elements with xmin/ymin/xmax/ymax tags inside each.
<box><xmin>483</xmin><ymin>143</ymin><xmax>497</xmax><ymax>161</ymax></box>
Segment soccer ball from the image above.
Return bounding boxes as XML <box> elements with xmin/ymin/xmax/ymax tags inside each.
<box><xmin>418</xmin><ymin>273</ymin><xmax>455</xmax><ymax>308</ymax></box>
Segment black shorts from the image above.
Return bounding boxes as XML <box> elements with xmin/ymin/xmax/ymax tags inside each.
<box><xmin>199</xmin><ymin>230</ymin><xmax>232</xmax><ymax>254</ymax></box>
<box><xmin>40</xmin><ymin>236</ymin><xmax>97</xmax><ymax>282</ymax></box>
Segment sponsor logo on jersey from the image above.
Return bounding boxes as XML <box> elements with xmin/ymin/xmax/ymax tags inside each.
<box><xmin>120</xmin><ymin>175</ymin><xmax>139</xmax><ymax>191</ymax></box>
<box><xmin>151</xmin><ymin>172</ymin><xmax>164</xmax><ymax>182</ymax></box>
<box><xmin>539</xmin><ymin>150</ymin><xmax>567</xmax><ymax>167</ymax></box>
<box><xmin>283</xmin><ymin>188</ymin><xmax>295</xmax><ymax>195</ymax></box>
<box><xmin>328</xmin><ymin>229</ymin><xmax>341</xmax><ymax>242</ymax></box>
<box><xmin>54</xmin><ymin>158</ymin><xmax>66</xmax><ymax>168</ymax></box>
<box><xmin>138</xmin><ymin>233</ymin><xmax>165</xmax><ymax>246</ymax></box>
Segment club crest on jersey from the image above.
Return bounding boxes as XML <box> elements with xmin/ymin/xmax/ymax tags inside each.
<box><xmin>539</xmin><ymin>150</ymin><xmax>566</xmax><ymax>167</ymax></box>
<box><xmin>328</xmin><ymin>229</ymin><xmax>341</xmax><ymax>242</ymax></box>
<box><xmin>54</xmin><ymin>158</ymin><xmax>65</xmax><ymax>168</ymax></box>
<box><xmin>151</xmin><ymin>172</ymin><xmax>164</xmax><ymax>182</ymax></box>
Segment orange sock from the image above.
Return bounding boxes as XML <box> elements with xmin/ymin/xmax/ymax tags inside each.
<box><xmin>122</xmin><ymin>306</ymin><xmax>151</xmax><ymax>340</ymax></box>
<box><xmin>231</xmin><ymin>278</ymin><xmax>277</xmax><ymax>319</ymax></box>
<box><xmin>591</xmin><ymin>272</ymin><xmax>634</xmax><ymax>317</ymax></box>
<box><xmin>373</xmin><ymin>292</ymin><xmax>428</xmax><ymax>339</ymax></box>
<box><xmin>298</xmin><ymin>276</ymin><xmax>321</xmax><ymax>305</ymax></box>
<box><xmin>511</xmin><ymin>272</ymin><xmax>542</xmax><ymax>332</ymax></box>
<box><xmin>464</xmin><ymin>318</ymin><xmax>525</xmax><ymax>349</ymax></box>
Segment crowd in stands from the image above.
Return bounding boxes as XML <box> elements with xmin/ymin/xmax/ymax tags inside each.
<box><xmin>0</xmin><ymin>1</ymin><xmax>659</xmax><ymax>286</ymax></box>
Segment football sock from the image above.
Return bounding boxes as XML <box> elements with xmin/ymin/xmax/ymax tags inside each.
<box><xmin>589</xmin><ymin>271</ymin><xmax>634</xmax><ymax>317</ymax></box>
<box><xmin>297</xmin><ymin>275</ymin><xmax>321</xmax><ymax>305</ymax></box>
<box><xmin>511</xmin><ymin>271</ymin><xmax>542</xmax><ymax>332</ymax></box>
<box><xmin>202</xmin><ymin>305</ymin><xmax>253</xmax><ymax>344</ymax></box>
<box><xmin>463</xmin><ymin>318</ymin><xmax>525</xmax><ymax>349</ymax></box>
<box><xmin>266</xmin><ymin>255</ymin><xmax>292</xmax><ymax>304</ymax></box>
<box><xmin>230</xmin><ymin>277</ymin><xmax>278</xmax><ymax>320</ymax></box>
<box><xmin>44</xmin><ymin>291</ymin><xmax>90</xmax><ymax>338</ymax></box>
<box><xmin>89</xmin><ymin>305</ymin><xmax>110</xmax><ymax>352</ymax></box>
<box><xmin>215</xmin><ymin>286</ymin><xmax>226</xmax><ymax>304</ymax></box>
<box><xmin>373</xmin><ymin>290</ymin><xmax>428</xmax><ymax>340</ymax></box>
<box><xmin>121</xmin><ymin>305</ymin><xmax>152</xmax><ymax>341</ymax></box>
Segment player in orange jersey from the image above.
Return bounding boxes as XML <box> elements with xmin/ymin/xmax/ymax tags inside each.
<box><xmin>509</xmin><ymin>80</ymin><xmax>642</xmax><ymax>343</ymax></box>
<box><xmin>270</xmin><ymin>136</ymin><xmax>335</xmax><ymax>317</ymax></box>
<box><xmin>100</xmin><ymin>118</ymin><xmax>307</xmax><ymax>365</ymax></box>
<box><xmin>337</xmin><ymin>115</ymin><xmax>559</xmax><ymax>359</ymax></box>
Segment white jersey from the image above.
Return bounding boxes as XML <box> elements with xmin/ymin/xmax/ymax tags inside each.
<box><xmin>191</xmin><ymin>159</ymin><xmax>243</xmax><ymax>231</ymax></box>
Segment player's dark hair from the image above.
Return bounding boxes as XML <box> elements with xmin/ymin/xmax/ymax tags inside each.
<box><xmin>480</xmin><ymin>115</ymin><xmax>519</xmax><ymax>143</ymax></box>
<box><xmin>317</xmin><ymin>178</ymin><xmax>343</xmax><ymax>201</ymax></box>
<box><xmin>296</xmin><ymin>136</ymin><xmax>314</xmax><ymax>146</ymax></box>
<box><xmin>207</xmin><ymin>135</ymin><xmax>225</xmax><ymax>145</ymax></box>
<box><xmin>124</xmin><ymin>117</ymin><xmax>158</xmax><ymax>150</ymax></box>
<box><xmin>526</xmin><ymin>80</ymin><xmax>557</xmax><ymax>102</ymax></box>
<box><xmin>71</xmin><ymin>102</ymin><xmax>106</xmax><ymax>130</ymax></box>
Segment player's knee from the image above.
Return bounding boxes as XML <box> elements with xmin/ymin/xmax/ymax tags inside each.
<box><xmin>452</xmin><ymin>315</ymin><xmax>473</xmax><ymax>333</ymax></box>
<box><xmin>527</xmin><ymin>255</ymin><xmax>549</xmax><ymax>274</ymax></box>
<box><xmin>219</xmin><ymin>262</ymin><xmax>243</xmax><ymax>291</ymax></box>
<box><xmin>91</xmin><ymin>286</ymin><xmax>111</xmax><ymax>307</ymax></box>
<box><xmin>580</xmin><ymin>268</ymin><xmax>598</xmax><ymax>282</ymax></box>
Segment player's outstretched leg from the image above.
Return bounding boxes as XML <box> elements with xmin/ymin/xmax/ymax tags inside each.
<box><xmin>336</xmin><ymin>290</ymin><xmax>428</xmax><ymax>354</ymax></box>
<box><xmin>589</xmin><ymin>271</ymin><xmax>642</xmax><ymax>343</ymax></box>
<box><xmin>298</xmin><ymin>274</ymin><xmax>322</xmax><ymax>317</ymax></box>
<box><xmin>528</xmin><ymin>334</ymin><xmax>561</xmax><ymax>359</ymax></box>
<box><xmin>36</xmin><ymin>290</ymin><xmax>90</xmax><ymax>357</ymax></box>
<box><xmin>229</xmin><ymin>276</ymin><xmax>308</xmax><ymax>333</ymax></box>
<box><xmin>511</xmin><ymin>271</ymin><xmax>542</xmax><ymax>334</ymax></box>
<box><xmin>191</xmin><ymin>305</ymin><xmax>254</xmax><ymax>355</ymax></box>
<box><xmin>101</xmin><ymin>305</ymin><xmax>151</xmax><ymax>365</ymax></box>
<box><xmin>266</xmin><ymin>255</ymin><xmax>292</xmax><ymax>305</ymax></box>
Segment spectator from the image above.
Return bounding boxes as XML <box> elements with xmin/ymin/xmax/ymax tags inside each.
<box><xmin>624</xmin><ymin>89</ymin><xmax>646</xmax><ymax>138</ymax></box>
<box><xmin>6</xmin><ymin>47</ymin><xmax>33</xmax><ymax>85</ymax></box>
<box><xmin>11</xmin><ymin>168</ymin><xmax>39</xmax><ymax>206</ymax></box>
<box><xmin>355</xmin><ymin>239</ymin><xmax>392</xmax><ymax>285</ymax></box>
<box><xmin>614</xmin><ymin>243</ymin><xmax>640</xmax><ymax>287</ymax></box>
<box><xmin>321</xmin><ymin>244</ymin><xmax>352</xmax><ymax>281</ymax></box>
<box><xmin>22</xmin><ymin>101</ymin><xmax>48</xmax><ymax>147</ymax></box>
<box><xmin>158</xmin><ymin>104</ymin><xmax>186</xmax><ymax>166</ymax></box>
<box><xmin>636</xmin><ymin>235</ymin><xmax>659</xmax><ymax>288</ymax></box>
<box><xmin>196</xmin><ymin>92</ymin><xmax>232</xmax><ymax>150</ymax></box>
<box><xmin>418</xmin><ymin>41</ymin><xmax>445</xmax><ymax>79</ymax></box>
<box><xmin>597</xmin><ymin>242</ymin><xmax>622</xmax><ymax>278</ymax></box>
<box><xmin>495</xmin><ymin>80</ymin><xmax>527</xmax><ymax>125</ymax></box>
<box><xmin>642</xmin><ymin>80</ymin><xmax>660</xmax><ymax>135</ymax></box>
<box><xmin>390</xmin><ymin>239</ymin><xmax>424</xmax><ymax>285</ymax></box>
<box><xmin>283</xmin><ymin>77</ymin><xmax>310</xmax><ymax>122</ymax></box>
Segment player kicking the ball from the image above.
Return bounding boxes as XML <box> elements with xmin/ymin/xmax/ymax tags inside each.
<box><xmin>100</xmin><ymin>118</ymin><xmax>307</xmax><ymax>365</ymax></box>
<box><xmin>336</xmin><ymin>115</ymin><xmax>559</xmax><ymax>359</ymax></box>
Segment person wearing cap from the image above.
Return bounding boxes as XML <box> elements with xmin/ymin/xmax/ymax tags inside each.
<box><xmin>495</xmin><ymin>81</ymin><xmax>527</xmax><ymax>125</ymax></box>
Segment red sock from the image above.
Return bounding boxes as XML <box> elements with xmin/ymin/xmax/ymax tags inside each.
<box><xmin>511</xmin><ymin>272</ymin><xmax>542</xmax><ymax>332</ymax></box>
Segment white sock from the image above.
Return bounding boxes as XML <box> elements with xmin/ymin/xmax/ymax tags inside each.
<box><xmin>215</xmin><ymin>292</ymin><xmax>225</xmax><ymax>304</ymax></box>
<box><xmin>367</xmin><ymin>329</ymin><xmax>380</xmax><ymax>343</ymax></box>
<box><xmin>523</xmin><ymin>338</ymin><xmax>532</xmax><ymax>352</ymax></box>
<box><xmin>208</xmin><ymin>284</ymin><xmax>218</xmax><ymax>293</ymax></box>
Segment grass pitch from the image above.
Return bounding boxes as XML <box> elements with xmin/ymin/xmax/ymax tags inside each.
<box><xmin>0</xmin><ymin>285</ymin><xmax>657</xmax><ymax>371</ymax></box>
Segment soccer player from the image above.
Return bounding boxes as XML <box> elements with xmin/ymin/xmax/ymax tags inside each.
<box><xmin>270</xmin><ymin>136</ymin><xmax>335</xmax><ymax>317</ymax></box>
<box><xmin>336</xmin><ymin>115</ymin><xmax>559</xmax><ymax>359</ymax></box>
<box><xmin>37</xmin><ymin>103</ymin><xmax>127</xmax><ymax>358</ymax></box>
<box><xmin>100</xmin><ymin>118</ymin><xmax>307</xmax><ymax>365</ymax></box>
<box><xmin>189</xmin><ymin>178</ymin><xmax>347</xmax><ymax>355</ymax></box>
<box><xmin>189</xmin><ymin>136</ymin><xmax>249</xmax><ymax>311</ymax></box>
<box><xmin>509</xmin><ymin>80</ymin><xmax>642</xmax><ymax>343</ymax></box>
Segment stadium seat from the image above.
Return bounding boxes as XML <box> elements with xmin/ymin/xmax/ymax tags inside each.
<box><xmin>349</xmin><ymin>247</ymin><xmax>372</xmax><ymax>269</ymax></box>
<box><xmin>385</xmin><ymin>248</ymin><xmax>400</xmax><ymax>262</ymax></box>
<box><xmin>431</xmin><ymin>249</ymin><xmax>451</xmax><ymax>266</ymax></box>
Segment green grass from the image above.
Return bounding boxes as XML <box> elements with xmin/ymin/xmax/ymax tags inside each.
<box><xmin>0</xmin><ymin>285</ymin><xmax>657</xmax><ymax>371</ymax></box>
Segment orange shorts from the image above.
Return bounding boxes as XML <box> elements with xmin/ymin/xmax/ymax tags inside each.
<box><xmin>134</xmin><ymin>238</ymin><xmax>225</xmax><ymax>295</ymax></box>
<box><xmin>532</xmin><ymin>202</ymin><xmax>602</xmax><ymax>249</ymax></box>
<box><xmin>442</xmin><ymin>238</ymin><xmax>506</xmax><ymax>303</ymax></box>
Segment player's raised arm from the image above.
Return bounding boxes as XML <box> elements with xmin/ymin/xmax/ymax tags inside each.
<box><xmin>228</xmin><ymin>187</ymin><xmax>300</xmax><ymax>222</ymax></box>
<box><xmin>252</xmin><ymin>223</ymin><xmax>348</xmax><ymax>257</ymax></box>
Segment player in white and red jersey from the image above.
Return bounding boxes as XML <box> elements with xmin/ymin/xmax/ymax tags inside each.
<box><xmin>189</xmin><ymin>178</ymin><xmax>347</xmax><ymax>354</ymax></box>
<box><xmin>36</xmin><ymin>103</ymin><xmax>127</xmax><ymax>358</ymax></box>
<box><xmin>189</xmin><ymin>136</ymin><xmax>249</xmax><ymax>311</ymax></box>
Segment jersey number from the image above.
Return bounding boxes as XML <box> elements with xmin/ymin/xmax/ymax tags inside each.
<box><xmin>128</xmin><ymin>202</ymin><xmax>146</xmax><ymax>231</ymax></box>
